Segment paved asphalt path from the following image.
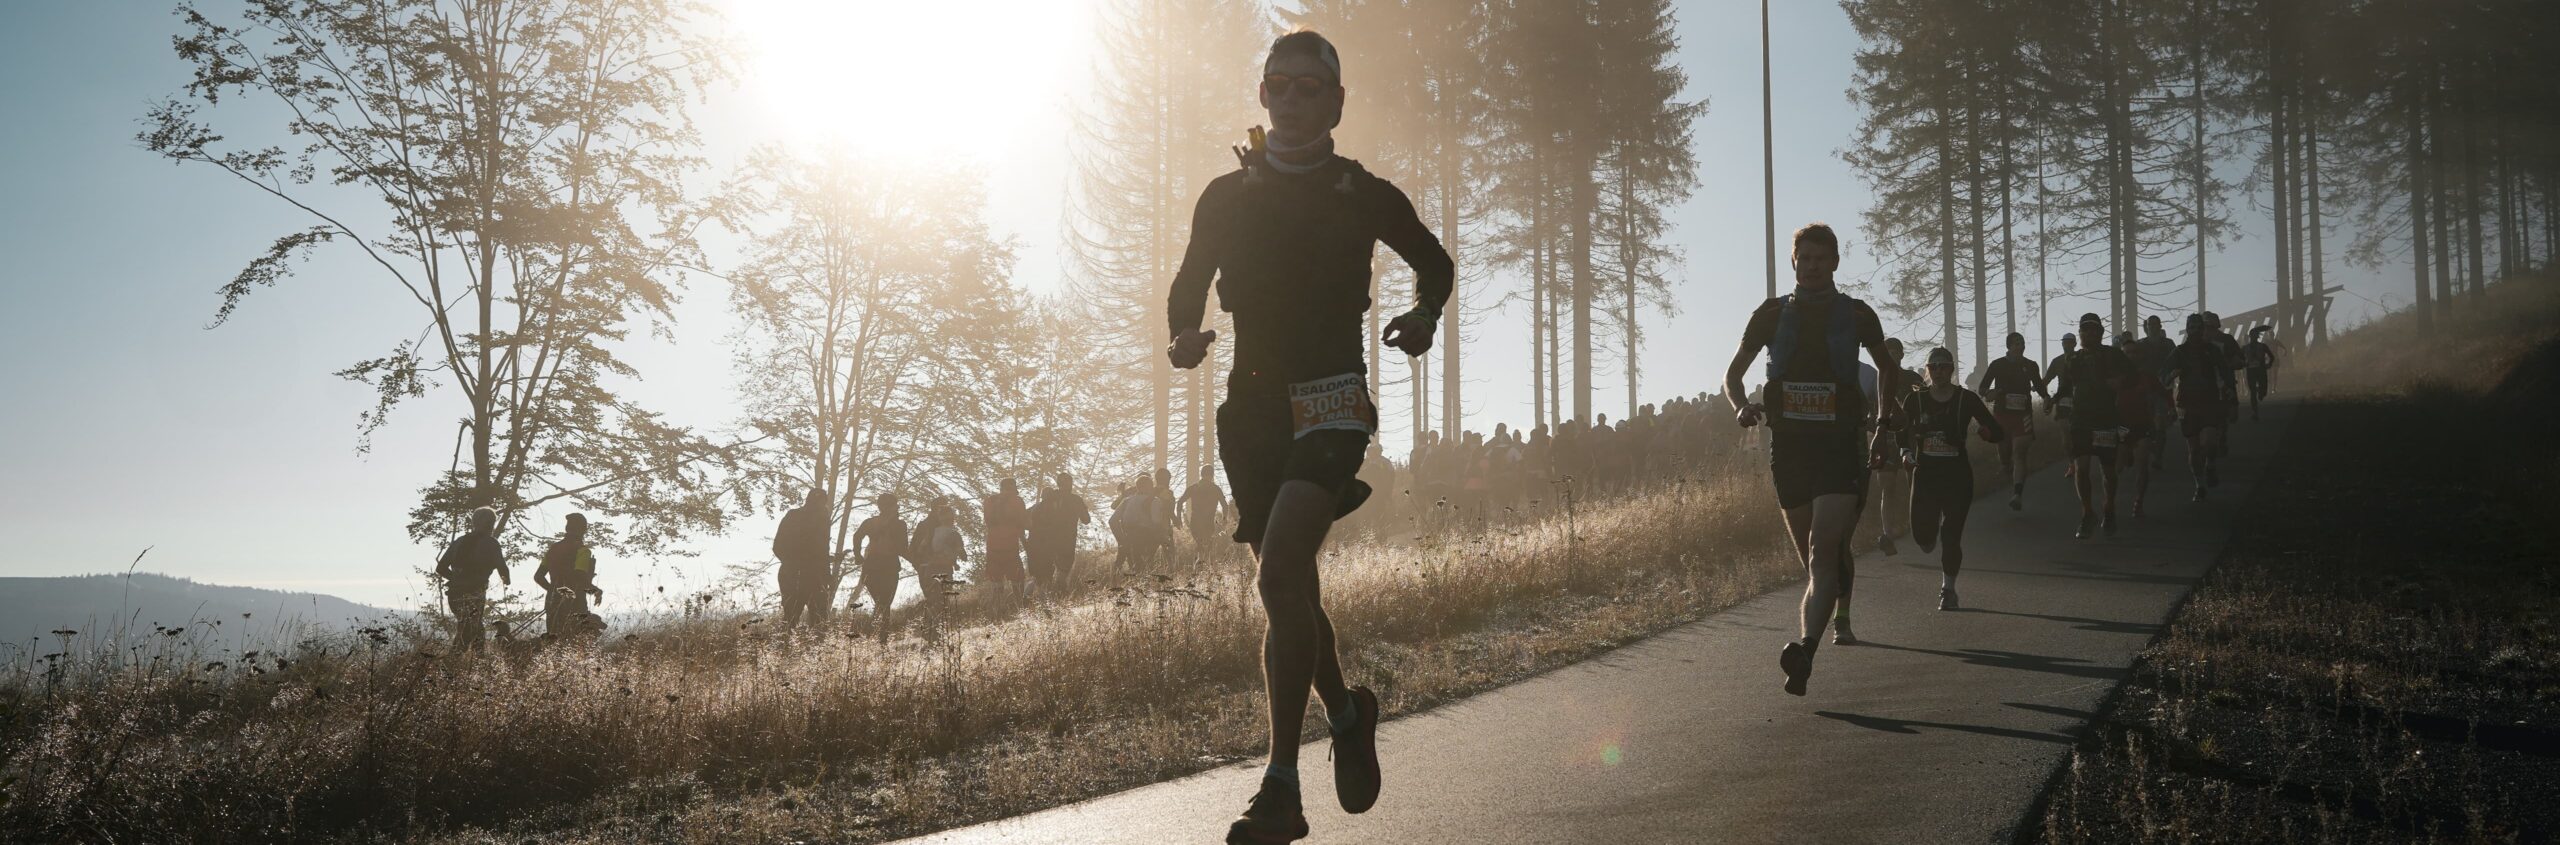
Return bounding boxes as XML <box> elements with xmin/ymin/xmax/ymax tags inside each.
<box><xmin>904</xmin><ymin>401</ymin><xmax>2295</xmax><ymax>845</ymax></box>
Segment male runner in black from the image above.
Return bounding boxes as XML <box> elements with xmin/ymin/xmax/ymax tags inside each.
<box><xmin>433</xmin><ymin>506</ymin><xmax>510</xmax><ymax>651</ymax></box>
<box><xmin>2203</xmin><ymin>312</ymin><xmax>2243</xmax><ymax>467</ymax></box>
<box><xmin>2042</xmin><ymin>332</ymin><xmax>2078</xmax><ymax>422</ymax></box>
<box><xmin>1903</xmin><ymin>347</ymin><xmax>2004</xmax><ymax>610</ymax></box>
<box><xmin>2170</xmin><ymin>315</ymin><xmax>2229</xmax><ymax>499</ymax></box>
<box><xmin>1977</xmin><ymin>332</ymin><xmax>2049</xmax><ymax>510</ymax></box>
<box><xmin>2243</xmin><ymin>325</ymin><xmax>2277</xmax><ymax>420</ymax></box>
<box><xmin>1724</xmin><ymin>222</ymin><xmax>1898</xmax><ymax>696</ymax></box>
<box><xmin>1166</xmin><ymin>29</ymin><xmax>1453</xmax><ymax>844</ymax></box>
<box><xmin>2052</xmin><ymin>315</ymin><xmax>2136</xmax><ymax>539</ymax></box>
<box><xmin>2135</xmin><ymin>316</ymin><xmax>2179</xmax><ymax>470</ymax></box>
<box><xmin>851</xmin><ymin>495</ymin><xmax>908</xmax><ymax>642</ymax></box>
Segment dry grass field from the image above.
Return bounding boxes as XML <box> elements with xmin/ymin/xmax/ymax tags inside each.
<box><xmin>0</xmin><ymin>413</ymin><xmax>2063</xmax><ymax>844</ymax></box>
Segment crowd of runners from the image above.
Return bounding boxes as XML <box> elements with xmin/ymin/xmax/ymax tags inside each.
<box><xmin>416</xmin><ymin>27</ymin><xmax>2288</xmax><ymax>844</ymax></box>
<box><xmin>1729</xmin><ymin>224</ymin><xmax>2275</xmax><ymax>702</ymax></box>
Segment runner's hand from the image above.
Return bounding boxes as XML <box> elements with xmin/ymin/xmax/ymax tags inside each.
<box><xmin>1167</xmin><ymin>329</ymin><xmax>1217</xmax><ymax>369</ymax></box>
<box><xmin>1735</xmin><ymin>403</ymin><xmax>1764</xmax><ymax>428</ymax></box>
<box><xmin>1382</xmin><ymin>309</ymin><xmax>1437</xmax><ymax>356</ymax></box>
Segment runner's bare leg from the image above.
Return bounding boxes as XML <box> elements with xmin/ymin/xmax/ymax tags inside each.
<box><xmin>1252</xmin><ymin>480</ymin><xmax>1351</xmax><ymax>772</ymax></box>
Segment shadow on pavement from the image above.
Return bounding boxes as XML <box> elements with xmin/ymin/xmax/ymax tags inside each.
<box><xmin>1951</xmin><ymin>607</ymin><xmax>2164</xmax><ymax>636</ymax></box>
<box><xmin>1812</xmin><ymin>710</ymin><xmax>2077</xmax><ymax>745</ymax></box>
<box><xmin>1855</xmin><ymin>641</ymin><xmax>2135</xmax><ymax>682</ymax></box>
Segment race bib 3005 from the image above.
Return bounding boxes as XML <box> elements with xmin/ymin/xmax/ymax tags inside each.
<box><xmin>2004</xmin><ymin>393</ymin><xmax>2030</xmax><ymax>411</ymax></box>
<box><xmin>1779</xmin><ymin>381</ymin><xmax>1839</xmax><ymax>422</ymax></box>
<box><xmin>1289</xmin><ymin>373</ymin><xmax>1379</xmax><ymax>439</ymax></box>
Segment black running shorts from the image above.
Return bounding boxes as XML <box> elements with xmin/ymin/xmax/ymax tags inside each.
<box><xmin>2067</xmin><ymin>426</ymin><xmax>2120</xmax><ymax>463</ymax></box>
<box><xmin>1217</xmin><ymin>390</ymin><xmax>1371</xmax><ymax>545</ymax></box>
<box><xmin>2179</xmin><ymin>398</ymin><xmax>2223</xmax><ymax>438</ymax></box>
<box><xmin>1769</xmin><ymin>423</ymin><xmax>1868</xmax><ymax>510</ymax></box>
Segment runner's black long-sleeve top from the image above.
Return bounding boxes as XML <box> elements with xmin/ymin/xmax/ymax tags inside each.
<box><xmin>1166</xmin><ymin>157</ymin><xmax>1454</xmax><ymax>387</ymax></box>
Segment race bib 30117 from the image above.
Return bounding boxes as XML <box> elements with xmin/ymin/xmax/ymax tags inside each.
<box><xmin>1289</xmin><ymin>373</ymin><xmax>1379</xmax><ymax>439</ymax></box>
<box><xmin>1779</xmin><ymin>381</ymin><xmax>1839</xmax><ymax>422</ymax></box>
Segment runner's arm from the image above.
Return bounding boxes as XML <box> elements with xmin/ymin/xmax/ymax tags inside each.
<box><xmin>1724</xmin><ymin>302</ymin><xmax>1780</xmax><ymax>421</ymax></box>
<box><xmin>1965</xmin><ymin>391</ymin><xmax>2007</xmax><ymax>442</ymax></box>
<box><xmin>1898</xmin><ymin>393</ymin><xmax>1923</xmax><ymax>451</ymax></box>
<box><xmin>1375</xmin><ymin>181</ymin><xmax>1454</xmax><ymax>318</ymax></box>
<box><xmin>1855</xmin><ymin>306</ymin><xmax>1898</xmax><ymax>428</ymax></box>
<box><xmin>434</xmin><ymin>541</ymin><xmax>457</xmax><ymax>580</ymax></box>
<box><xmin>1165</xmin><ymin>186</ymin><xmax>1225</xmax><ymax>341</ymax></box>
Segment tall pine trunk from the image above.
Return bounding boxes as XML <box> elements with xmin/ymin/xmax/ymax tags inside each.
<box><xmin>1571</xmin><ymin>148</ymin><xmax>1595</xmax><ymax>425</ymax></box>
<box><xmin>2463</xmin><ymin>85</ymin><xmax>2487</xmax><ymax>302</ymax></box>
<box><xmin>2410</xmin><ymin>81</ymin><xmax>2435</xmax><ymax>331</ymax></box>
<box><xmin>1440</xmin><ymin>146</ymin><xmax>1463</xmax><ymax>440</ymax></box>
<box><xmin>1967</xmin><ymin>94</ymin><xmax>1990</xmax><ymax>365</ymax></box>
<box><xmin>2307</xmin><ymin>111</ymin><xmax>2329</xmax><ymax>343</ymax></box>
<box><xmin>1938</xmin><ymin>107</ymin><xmax>1961</xmax><ymax>354</ymax></box>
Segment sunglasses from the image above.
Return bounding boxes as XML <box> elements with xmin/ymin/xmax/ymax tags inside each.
<box><xmin>1262</xmin><ymin>73</ymin><xmax>1337</xmax><ymax>101</ymax></box>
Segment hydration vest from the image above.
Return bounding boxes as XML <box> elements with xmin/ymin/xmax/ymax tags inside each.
<box><xmin>1914</xmin><ymin>390</ymin><xmax>1968</xmax><ymax>460</ymax></box>
<box><xmin>1765</xmin><ymin>293</ymin><xmax>1866</xmax><ymax>417</ymax></box>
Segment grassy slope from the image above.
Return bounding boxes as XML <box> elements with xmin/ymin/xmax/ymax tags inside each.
<box><xmin>2033</xmin><ymin>279</ymin><xmax>2560</xmax><ymax>844</ymax></box>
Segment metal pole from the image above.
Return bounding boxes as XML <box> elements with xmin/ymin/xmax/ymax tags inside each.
<box><xmin>1762</xmin><ymin>0</ymin><xmax>1777</xmax><ymax>299</ymax></box>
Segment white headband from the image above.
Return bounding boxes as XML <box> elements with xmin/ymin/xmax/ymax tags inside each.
<box><xmin>1266</xmin><ymin>40</ymin><xmax>1342</xmax><ymax>80</ymax></box>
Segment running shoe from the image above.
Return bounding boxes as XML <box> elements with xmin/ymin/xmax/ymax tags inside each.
<box><xmin>1938</xmin><ymin>587</ymin><xmax>1958</xmax><ymax>611</ymax></box>
<box><xmin>1779</xmin><ymin>641</ymin><xmax>1812</xmax><ymax>696</ymax></box>
<box><xmin>2192</xmin><ymin>484</ymin><xmax>2207</xmax><ymax>502</ymax></box>
<box><xmin>1332</xmin><ymin>686</ymin><xmax>1382</xmax><ymax>814</ymax></box>
<box><xmin>1831</xmin><ymin>618</ymin><xmax>1858</xmax><ymax>646</ymax></box>
<box><xmin>2073</xmin><ymin>515</ymin><xmax>2096</xmax><ymax>540</ymax></box>
<box><xmin>1877</xmin><ymin>533</ymin><xmax>1899</xmax><ymax>557</ymax></box>
<box><xmin>1226</xmin><ymin>777</ymin><xmax>1309</xmax><ymax>844</ymax></box>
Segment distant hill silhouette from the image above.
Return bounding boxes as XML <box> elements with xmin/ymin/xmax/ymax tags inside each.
<box><xmin>0</xmin><ymin>573</ymin><xmax>399</xmax><ymax>652</ymax></box>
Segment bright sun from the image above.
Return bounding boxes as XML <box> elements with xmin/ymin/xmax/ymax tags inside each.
<box><xmin>722</xmin><ymin>0</ymin><xmax>1087</xmax><ymax>161</ymax></box>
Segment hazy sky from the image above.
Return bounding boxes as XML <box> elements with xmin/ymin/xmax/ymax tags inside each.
<box><xmin>0</xmin><ymin>1</ymin><xmax>2405</xmax><ymax>609</ymax></box>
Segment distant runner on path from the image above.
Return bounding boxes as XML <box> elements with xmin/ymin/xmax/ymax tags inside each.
<box><xmin>2053</xmin><ymin>315</ymin><xmax>2136</xmax><ymax>540</ymax></box>
<box><xmin>1165</xmin><ymin>28</ymin><xmax>1454</xmax><ymax>844</ymax></box>
<box><xmin>2244</xmin><ymin>325</ymin><xmax>2278</xmax><ymax>421</ymax></box>
<box><xmin>1724</xmin><ymin>221</ymin><xmax>1899</xmax><ymax>696</ymax></box>
<box><xmin>1900</xmin><ymin>347</ymin><xmax>2004</xmax><ymax>610</ymax></box>
<box><xmin>1978</xmin><ymin>332</ymin><xmax>2049</xmax><ymax>510</ymax></box>
<box><xmin>2171</xmin><ymin>315</ymin><xmax>2229</xmax><ymax>501</ymax></box>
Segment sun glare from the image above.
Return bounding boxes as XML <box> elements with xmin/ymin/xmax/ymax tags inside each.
<box><xmin>724</xmin><ymin>0</ymin><xmax>1085</xmax><ymax>161</ymax></box>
